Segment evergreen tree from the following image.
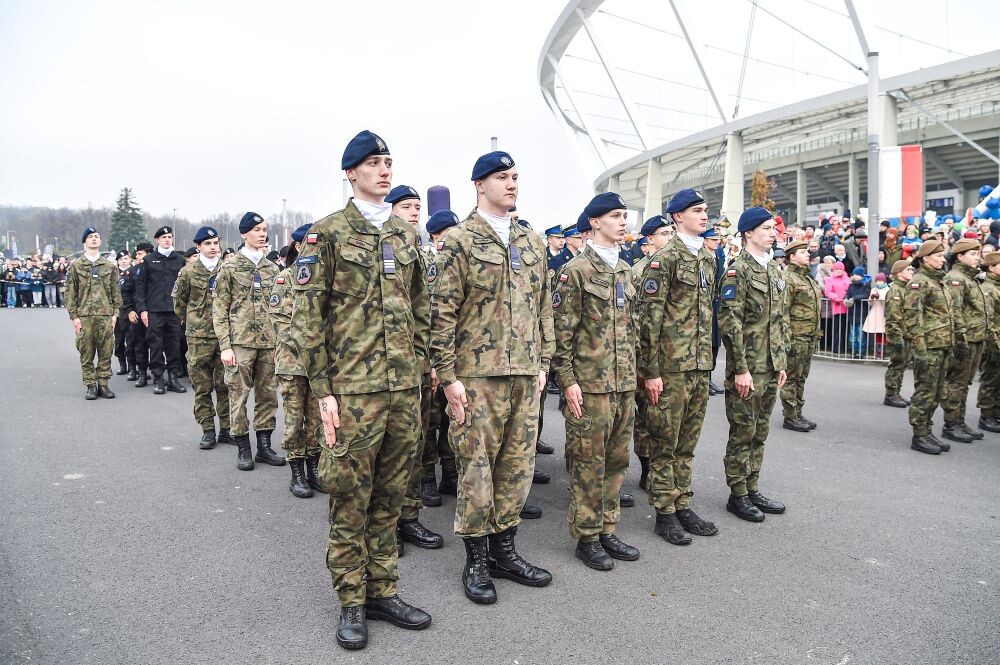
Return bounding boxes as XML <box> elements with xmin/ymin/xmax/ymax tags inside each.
<box><xmin>108</xmin><ymin>187</ymin><xmax>146</xmax><ymax>251</ymax></box>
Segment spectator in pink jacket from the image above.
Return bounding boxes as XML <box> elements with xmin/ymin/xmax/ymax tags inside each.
<box><xmin>823</xmin><ymin>261</ymin><xmax>850</xmax><ymax>354</ymax></box>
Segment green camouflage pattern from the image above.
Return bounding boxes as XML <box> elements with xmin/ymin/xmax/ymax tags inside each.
<box><xmin>289</xmin><ymin>202</ymin><xmax>429</xmax><ymax>398</ymax></box>
<box><xmin>944</xmin><ymin>263</ymin><xmax>987</xmax><ymax>343</ymax></box>
<box><xmin>318</xmin><ymin>388</ymin><xmax>421</xmax><ymax>607</ymax></box>
<box><xmin>212</xmin><ymin>253</ymin><xmax>279</xmax><ymax>351</ymax></box>
<box><xmin>718</xmin><ymin>253</ymin><xmax>788</xmax><ymax>375</ymax></box>
<box><xmin>224</xmin><ymin>345</ymin><xmax>278</xmax><ymax>436</ymax></box>
<box><xmin>976</xmin><ymin>273</ymin><xmax>1000</xmax><ymax>417</ymax></box>
<box><xmin>187</xmin><ymin>338</ymin><xmax>230</xmax><ymax>430</ymax></box>
<box><xmin>782</xmin><ymin>263</ymin><xmax>822</xmax><ymax>338</ymax></box>
<box><xmin>903</xmin><ymin>265</ymin><xmax>956</xmax><ymax>352</ymax></box>
<box><xmin>65</xmin><ymin>256</ymin><xmax>121</xmax><ymax>318</ymax></box>
<box><xmin>630</xmin><ymin>255</ymin><xmax>652</xmax><ymax>458</ymax></box>
<box><xmin>75</xmin><ymin>316</ymin><xmax>115</xmax><ymax>385</ymax></box>
<box><xmin>420</xmin><ymin>384</ymin><xmax>454</xmax><ymax>477</ymax></box>
<box><xmin>267</xmin><ymin>267</ymin><xmax>302</xmax><ymax>376</ymax></box>
<box><xmin>724</xmin><ymin>370</ymin><xmax>779</xmax><ymax>495</ymax></box>
<box><xmin>883</xmin><ymin>279</ymin><xmax>913</xmax><ymax>395</ymax></box>
<box><xmin>563</xmin><ymin>390</ymin><xmax>633</xmax><ymax>541</ymax></box>
<box><xmin>277</xmin><ymin>374</ymin><xmax>321</xmax><ymax>460</ymax></box>
<box><xmin>780</xmin><ymin>338</ymin><xmax>815</xmax><ymax>420</ymax></box>
<box><xmin>172</xmin><ymin>259</ymin><xmax>220</xmax><ymax>338</ymax></box>
<box><xmin>646</xmin><ymin>370</ymin><xmax>708</xmax><ymax>512</ymax></box>
<box><xmin>908</xmin><ymin>349</ymin><xmax>950</xmax><ymax>435</ymax></box>
<box><xmin>944</xmin><ymin>340</ymin><xmax>984</xmax><ymax>422</ymax></box>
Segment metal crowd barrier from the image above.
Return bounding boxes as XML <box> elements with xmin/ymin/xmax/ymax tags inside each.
<box><xmin>813</xmin><ymin>297</ymin><xmax>889</xmax><ymax>363</ymax></box>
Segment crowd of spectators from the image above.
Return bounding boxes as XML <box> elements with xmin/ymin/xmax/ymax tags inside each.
<box><xmin>1</xmin><ymin>254</ymin><xmax>71</xmax><ymax>308</ymax></box>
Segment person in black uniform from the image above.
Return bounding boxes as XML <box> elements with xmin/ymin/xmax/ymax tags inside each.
<box><xmin>124</xmin><ymin>242</ymin><xmax>153</xmax><ymax>384</ymax></box>
<box><xmin>135</xmin><ymin>226</ymin><xmax>187</xmax><ymax>395</ymax></box>
<box><xmin>113</xmin><ymin>250</ymin><xmax>133</xmax><ymax>376</ymax></box>
<box><xmin>702</xmin><ymin>227</ymin><xmax>727</xmax><ymax>396</ymax></box>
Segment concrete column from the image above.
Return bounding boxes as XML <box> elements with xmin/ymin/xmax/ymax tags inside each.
<box><xmin>797</xmin><ymin>164</ymin><xmax>808</xmax><ymax>225</ymax></box>
<box><xmin>880</xmin><ymin>93</ymin><xmax>898</xmax><ymax>147</ymax></box>
<box><xmin>608</xmin><ymin>174</ymin><xmax>620</xmax><ymax>194</ymax></box>
<box><xmin>643</xmin><ymin>159</ymin><xmax>662</xmax><ymax>219</ymax></box>
<box><xmin>848</xmin><ymin>158</ymin><xmax>860</xmax><ymax>218</ymax></box>
<box><xmin>721</xmin><ymin>131</ymin><xmax>744</xmax><ymax>223</ymax></box>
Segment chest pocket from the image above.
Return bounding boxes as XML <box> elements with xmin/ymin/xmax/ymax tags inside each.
<box><xmin>333</xmin><ymin>244</ymin><xmax>375</xmax><ymax>298</ymax></box>
<box><xmin>394</xmin><ymin>243</ymin><xmax>419</xmax><ymax>276</ymax></box>
<box><xmin>582</xmin><ymin>279</ymin><xmax>611</xmax><ymax>320</ymax></box>
<box><xmin>519</xmin><ymin>245</ymin><xmax>543</xmax><ymax>292</ymax></box>
<box><xmin>469</xmin><ymin>245</ymin><xmax>505</xmax><ymax>293</ymax></box>
<box><xmin>230</xmin><ymin>270</ymin><xmax>255</xmax><ymax>305</ymax></box>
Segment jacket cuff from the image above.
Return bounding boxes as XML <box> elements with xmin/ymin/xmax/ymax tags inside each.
<box><xmin>310</xmin><ymin>380</ymin><xmax>332</xmax><ymax>399</ymax></box>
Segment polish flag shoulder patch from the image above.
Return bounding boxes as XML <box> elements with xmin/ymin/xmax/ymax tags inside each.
<box><xmin>275</xmin><ymin>276</ymin><xmax>285</xmax><ymax>285</ymax></box>
<box><xmin>910</xmin><ymin>283</ymin><xmax>921</xmax><ymax>289</ymax></box>
<box><xmin>951</xmin><ymin>280</ymin><xmax>961</xmax><ymax>286</ymax></box>
<box><xmin>727</xmin><ymin>269</ymin><xmax>737</xmax><ymax>277</ymax></box>
<box><xmin>559</xmin><ymin>273</ymin><xmax>569</xmax><ymax>283</ymax></box>
<box><xmin>306</xmin><ymin>232</ymin><xmax>319</xmax><ymax>244</ymax></box>
<box><xmin>650</xmin><ymin>261</ymin><xmax>661</xmax><ymax>270</ymax></box>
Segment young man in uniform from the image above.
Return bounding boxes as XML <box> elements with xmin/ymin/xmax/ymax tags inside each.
<box><xmin>65</xmin><ymin>227</ymin><xmax>121</xmax><ymax>400</ymax></box>
<box><xmin>976</xmin><ymin>252</ymin><xmax>1000</xmax><ymax>433</ymax></box>
<box><xmin>638</xmin><ymin>189</ymin><xmax>719</xmax><ymax>544</ymax></box>
<box><xmin>213</xmin><ymin>212</ymin><xmax>284</xmax><ymax>471</ymax></box>
<box><xmin>113</xmin><ymin>250</ymin><xmax>132</xmax><ymax>376</ymax></box>
<box><xmin>269</xmin><ymin>224</ymin><xmax>323</xmax><ymax>497</ymax></box>
<box><xmin>173</xmin><ymin>226</ymin><xmax>232</xmax><ymax>450</ymax></box>
<box><xmin>883</xmin><ymin>259</ymin><xmax>914</xmax><ymax>408</ymax></box>
<box><xmin>290</xmin><ymin>131</ymin><xmax>431</xmax><ymax>649</ymax></box>
<box><xmin>718</xmin><ymin>207</ymin><xmax>788</xmax><ymax>522</ymax></box>
<box><xmin>432</xmin><ymin>150</ymin><xmax>554</xmax><ymax>606</ymax></box>
<box><xmin>552</xmin><ymin>192</ymin><xmax>640</xmax><ymax>570</ymax></box>
<box><xmin>124</xmin><ymin>242</ymin><xmax>153</xmax><ymax>384</ymax></box>
<box><xmin>135</xmin><ymin>226</ymin><xmax>187</xmax><ymax>395</ymax></box>
<box><xmin>779</xmin><ymin>239</ymin><xmax>822</xmax><ymax>432</ymax></box>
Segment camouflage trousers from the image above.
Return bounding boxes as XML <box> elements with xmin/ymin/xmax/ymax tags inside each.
<box><xmin>908</xmin><ymin>349</ymin><xmax>950</xmax><ymax>436</ymax></box>
<box><xmin>223</xmin><ymin>345</ymin><xmax>277</xmax><ymax>437</ymax></box>
<box><xmin>647</xmin><ymin>371</ymin><xmax>709</xmax><ymax>513</ymax></box>
<box><xmin>563</xmin><ymin>391</ymin><xmax>633</xmax><ymax>541</ymax></box>
<box><xmin>884</xmin><ymin>339</ymin><xmax>912</xmax><ymax>395</ymax></box>
<box><xmin>187</xmin><ymin>338</ymin><xmax>230</xmax><ymax>431</ymax></box>
<box><xmin>633</xmin><ymin>387</ymin><xmax>653</xmax><ymax>458</ymax></box>
<box><xmin>401</xmin><ymin>381</ymin><xmax>455</xmax><ymax>520</ymax></box>
<box><xmin>76</xmin><ymin>315</ymin><xmax>114</xmax><ymax>386</ymax></box>
<box><xmin>319</xmin><ymin>388</ymin><xmax>420</xmax><ymax>607</ymax></box>
<box><xmin>278</xmin><ymin>374</ymin><xmax>321</xmax><ymax>460</ymax></box>
<box><xmin>780</xmin><ymin>338</ymin><xmax>816</xmax><ymax>419</ymax></box>
<box><xmin>723</xmin><ymin>371</ymin><xmax>778</xmax><ymax>496</ymax></box>
<box><xmin>976</xmin><ymin>345</ymin><xmax>1000</xmax><ymax>417</ymax></box>
<box><xmin>943</xmin><ymin>341</ymin><xmax>984</xmax><ymax>423</ymax></box>
<box><xmin>450</xmin><ymin>376</ymin><xmax>538</xmax><ymax>538</ymax></box>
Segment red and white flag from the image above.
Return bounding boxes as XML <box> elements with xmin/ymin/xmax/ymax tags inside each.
<box><xmin>879</xmin><ymin>145</ymin><xmax>924</xmax><ymax>218</ymax></box>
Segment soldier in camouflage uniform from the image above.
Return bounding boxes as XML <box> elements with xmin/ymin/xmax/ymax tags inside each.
<box><xmin>638</xmin><ymin>189</ymin><xmax>720</xmax><ymax>544</ymax></box>
<box><xmin>552</xmin><ymin>192</ymin><xmax>641</xmax><ymax>571</ymax></box>
<box><xmin>213</xmin><ymin>212</ymin><xmax>284</xmax><ymax>471</ymax></box>
<box><xmin>268</xmin><ymin>224</ymin><xmax>324</xmax><ymax>498</ymax></box>
<box><xmin>289</xmin><ymin>131</ymin><xmax>431</xmax><ymax>650</ymax></box>
<box><xmin>718</xmin><ymin>207</ymin><xmax>788</xmax><ymax>522</ymax></box>
<box><xmin>65</xmin><ymin>227</ymin><xmax>121</xmax><ymax>400</ymax></box>
<box><xmin>904</xmin><ymin>240</ymin><xmax>956</xmax><ymax>455</ymax></box>
<box><xmin>431</xmin><ymin>150</ymin><xmax>554</xmax><ymax>606</ymax></box>
<box><xmin>779</xmin><ymin>239</ymin><xmax>821</xmax><ymax>432</ymax></box>
<box><xmin>941</xmin><ymin>238</ymin><xmax>987</xmax><ymax>443</ymax></box>
<box><xmin>883</xmin><ymin>259</ymin><xmax>915</xmax><ymax>408</ymax></box>
<box><xmin>173</xmin><ymin>226</ymin><xmax>232</xmax><ymax>449</ymax></box>
<box><xmin>975</xmin><ymin>252</ymin><xmax>1000</xmax><ymax>433</ymax></box>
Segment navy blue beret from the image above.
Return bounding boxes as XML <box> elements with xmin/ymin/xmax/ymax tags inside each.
<box><xmin>664</xmin><ymin>188</ymin><xmax>706</xmax><ymax>214</ymax></box>
<box><xmin>427</xmin><ymin>210</ymin><xmax>459</xmax><ymax>235</ymax></box>
<box><xmin>291</xmin><ymin>223</ymin><xmax>312</xmax><ymax>243</ymax></box>
<box><xmin>115</xmin><ymin>249</ymin><xmax>130</xmax><ymax>260</ymax></box>
<box><xmin>738</xmin><ymin>206</ymin><xmax>774</xmax><ymax>233</ymax></box>
<box><xmin>341</xmin><ymin>130</ymin><xmax>390</xmax><ymax>170</ymax></box>
<box><xmin>700</xmin><ymin>227</ymin><xmax>719</xmax><ymax>239</ymax></box>
<box><xmin>153</xmin><ymin>225</ymin><xmax>172</xmax><ymax>238</ymax></box>
<box><xmin>640</xmin><ymin>216</ymin><xmax>667</xmax><ymax>236</ymax></box>
<box><xmin>470</xmin><ymin>151</ymin><xmax>515</xmax><ymax>181</ymax></box>
<box><xmin>239</xmin><ymin>212</ymin><xmax>265</xmax><ymax>234</ymax></box>
<box><xmin>544</xmin><ymin>225</ymin><xmax>564</xmax><ymax>238</ymax></box>
<box><xmin>636</xmin><ymin>237</ymin><xmax>648</xmax><ymax>246</ymax></box>
<box><xmin>81</xmin><ymin>226</ymin><xmax>98</xmax><ymax>243</ymax></box>
<box><xmin>576</xmin><ymin>212</ymin><xmax>591</xmax><ymax>233</ymax></box>
<box><xmin>517</xmin><ymin>218</ymin><xmax>531</xmax><ymax>229</ymax></box>
<box><xmin>583</xmin><ymin>192</ymin><xmax>627</xmax><ymax>220</ymax></box>
<box><xmin>563</xmin><ymin>225</ymin><xmax>579</xmax><ymax>238</ymax></box>
<box><xmin>193</xmin><ymin>226</ymin><xmax>219</xmax><ymax>244</ymax></box>
<box><xmin>386</xmin><ymin>185</ymin><xmax>420</xmax><ymax>204</ymax></box>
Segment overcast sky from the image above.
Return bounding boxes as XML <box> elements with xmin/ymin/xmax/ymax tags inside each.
<box><xmin>0</xmin><ymin>0</ymin><xmax>991</xmax><ymax>231</ymax></box>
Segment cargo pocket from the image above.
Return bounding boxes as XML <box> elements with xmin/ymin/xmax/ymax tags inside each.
<box><xmin>564</xmin><ymin>412</ymin><xmax>594</xmax><ymax>461</ymax></box>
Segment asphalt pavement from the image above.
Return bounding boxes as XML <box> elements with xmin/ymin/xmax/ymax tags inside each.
<box><xmin>1</xmin><ymin>308</ymin><xmax>998</xmax><ymax>665</ymax></box>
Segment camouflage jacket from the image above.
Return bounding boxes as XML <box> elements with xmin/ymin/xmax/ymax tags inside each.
<box><xmin>268</xmin><ymin>267</ymin><xmax>302</xmax><ymax>376</ymax></box>
<box><xmin>289</xmin><ymin>201</ymin><xmax>429</xmax><ymax>397</ymax></box>
<box><xmin>638</xmin><ymin>236</ymin><xmax>716</xmax><ymax>376</ymax></box>
<box><xmin>431</xmin><ymin>213</ymin><xmax>555</xmax><ymax>383</ymax></box>
<box><xmin>65</xmin><ymin>256</ymin><xmax>121</xmax><ymax>318</ymax></box>
<box><xmin>173</xmin><ymin>259</ymin><xmax>221</xmax><ymax>339</ymax></box>
<box><xmin>944</xmin><ymin>263</ymin><xmax>988</xmax><ymax>344</ymax></box>
<box><xmin>783</xmin><ymin>264</ymin><xmax>821</xmax><ymax>339</ymax></box>
<box><xmin>883</xmin><ymin>279</ymin><xmax>910</xmax><ymax>342</ymax></box>
<box><xmin>718</xmin><ymin>252</ymin><xmax>787</xmax><ymax>375</ymax></box>
<box><xmin>630</xmin><ymin>254</ymin><xmax>651</xmax><ymax>290</ymax></box>
<box><xmin>551</xmin><ymin>245</ymin><xmax>637</xmax><ymax>393</ymax></box>
<box><xmin>980</xmin><ymin>273</ymin><xmax>1000</xmax><ymax>349</ymax></box>
<box><xmin>903</xmin><ymin>264</ymin><xmax>956</xmax><ymax>353</ymax></box>
<box><xmin>212</xmin><ymin>252</ymin><xmax>279</xmax><ymax>351</ymax></box>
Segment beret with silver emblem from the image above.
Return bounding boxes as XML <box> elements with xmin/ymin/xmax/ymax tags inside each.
<box><xmin>81</xmin><ymin>226</ymin><xmax>99</xmax><ymax>243</ymax></box>
<box><xmin>239</xmin><ymin>212</ymin><xmax>264</xmax><ymax>234</ymax></box>
<box><xmin>192</xmin><ymin>226</ymin><xmax>219</xmax><ymax>244</ymax></box>
<box><xmin>427</xmin><ymin>210</ymin><xmax>459</xmax><ymax>235</ymax></box>
<box><xmin>341</xmin><ymin>130</ymin><xmax>390</xmax><ymax>170</ymax></box>
<box><xmin>385</xmin><ymin>185</ymin><xmax>420</xmax><ymax>205</ymax></box>
<box><xmin>470</xmin><ymin>151</ymin><xmax>515</xmax><ymax>181</ymax></box>
<box><xmin>664</xmin><ymin>188</ymin><xmax>706</xmax><ymax>214</ymax></box>
<box><xmin>153</xmin><ymin>225</ymin><xmax>172</xmax><ymax>238</ymax></box>
<box><xmin>583</xmin><ymin>192</ymin><xmax>627</xmax><ymax>220</ymax></box>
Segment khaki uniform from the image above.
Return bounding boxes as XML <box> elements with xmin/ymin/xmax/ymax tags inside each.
<box><xmin>431</xmin><ymin>214</ymin><xmax>554</xmax><ymax>537</ymax></box>
<box><xmin>65</xmin><ymin>256</ymin><xmax>122</xmax><ymax>386</ymax></box>
<box><xmin>637</xmin><ymin>236</ymin><xmax>716</xmax><ymax>513</ymax></box>
<box><xmin>719</xmin><ymin>253</ymin><xmax>787</xmax><ymax>496</ymax></box>
<box><xmin>630</xmin><ymin>254</ymin><xmax>653</xmax><ymax>460</ymax></box>
<box><xmin>552</xmin><ymin>245</ymin><xmax>637</xmax><ymax>541</ymax></box>
<box><xmin>779</xmin><ymin>263</ymin><xmax>821</xmax><ymax>420</ymax></box>
<box><xmin>173</xmin><ymin>259</ymin><xmax>229</xmax><ymax>431</ymax></box>
<box><xmin>212</xmin><ymin>252</ymin><xmax>279</xmax><ymax>437</ymax></box>
<box><xmin>943</xmin><ymin>263</ymin><xmax>987</xmax><ymax>423</ymax></box>
<box><xmin>904</xmin><ymin>265</ymin><xmax>957</xmax><ymax>436</ymax></box>
<box><xmin>883</xmin><ymin>279</ymin><xmax>913</xmax><ymax>396</ymax></box>
<box><xmin>976</xmin><ymin>273</ymin><xmax>1000</xmax><ymax>418</ymax></box>
<box><xmin>290</xmin><ymin>201</ymin><xmax>428</xmax><ymax>608</ymax></box>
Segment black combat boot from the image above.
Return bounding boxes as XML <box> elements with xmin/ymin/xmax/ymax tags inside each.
<box><xmin>438</xmin><ymin>470</ymin><xmax>458</xmax><ymax>496</ymax></box>
<box><xmin>654</xmin><ymin>512</ymin><xmax>692</xmax><ymax>545</ymax></box>
<box><xmin>726</xmin><ymin>494</ymin><xmax>765</xmax><ymax>522</ymax></box>
<box><xmin>619</xmin><ymin>490</ymin><xmax>634</xmax><ymax>507</ymax></box>
<box><xmin>152</xmin><ymin>374</ymin><xmax>165</xmax><ymax>395</ymax></box>
<box><xmin>575</xmin><ymin>540</ymin><xmax>614</xmax><ymax>571</ymax></box>
<box><xmin>782</xmin><ymin>417</ymin><xmax>811</xmax><ymax>432</ymax></box>
<box><xmin>199</xmin><ymin>429</ymin><xmax>217</xmax><ymax>450</ymax></box>
<box><xmin>927</xmin><ymin>432</ymin><xmax>950</xmax><ymax>452</ymax></box>
<box><xmin>462</xmin><ymin>537</ymin><xmax>497</xmax><ymax>604</ymax></box>
<box><xmin>135</xmin><ymin>370</ymin><xmax>149</xmax><ymax>387</ymax></box>
<box><xmin>487</xmin><ymin>530</ymin><xmax>552</xmax><ymax>587</ymax></box>
<box><xmin>235</xmin><ymin>434</ymin><xmax>254</xmax><ymax>471</ymax></box>
<box><xmin>96</xmin><ymin>384</ymin><xmax>115</xmax><ymax>399</ymax></box>
<box><xmin>911</xmin><ymin>435</ymin><xmax>942</xmax><ymax>455</ymax></box>
<box><xmin>709</xmin><ymin>379</ymin><xmax>723</xmax><ymax>396</ymax></box>
<box><xmin>958</xmin><ymin>422</ymin><xmax>984</xmax><ymax>440</ymax></box>
<box><xmin>84</xmin><ymin>384</ymin><xmax>98</xmax><ymax>400</ymax></box>
<box><xmin>532</xmin><ymin>469</ymin><xmax>550</xmax><ymax>484</ymax></box>
<box><xmin>306</xmin><ymin>454</ymin><xmax>326</xmax><ymax>492</ymax></box>
<box><xmin>638</xmin><ymin>455</ymin><xmax>650</xmax><ymax>492</ymax></box>
<box><xmin>125</xmin><ymin>362</ymin><xmax>138</xmax><ymax>381</ymax></box>
<box><xmin>288</xmin><ymin>459</ymin><xmax>313</xmax><ymax>498</ymax></box>
<box><xmin>519</xmin><ymin>504</ymin><xmax>542</xmax><ymax>519</ymax></box>
<box><xmin>535</xmin><ymin>439</ymin><xmax>555</xmax><ymax>454</ymax></box>
<box><xmin>599</xmin><ymin>533</ymin><xmax>640</xmax><ymax>561</ymax></box>
<box><xmin>979</xmin><ymin>415</ymin><xmax>1000</xmax><ymax>433</ymax></box>
<box><xmin>165</xmin><ymin>370</ymin><xmax>186</xmax><ymax>393</ymax></box>
<box><xmin>336</xmin><ymin>605</ymin><xmax>367</xmax><ymax>650</ymax></box>
<box><xmin>676</xmin><ymin>508</ymin><xmax>719</xmax><ymax>535</ymax></box>
<box><xmin>420</xmin><ymin>476</ymin><xmax>441</xmax><ymax>507</ymax></box>
<box><xmin>884</xmin><ymin>394</ymin><xmax>908</xmax><ymax>408</ymax></box>
<box><xmin>364</xmin><ymin>595</ymin><xmax>431</xmax><ymax>630</ymax></box>
<box><xmin>398</xmin><ymin>519</ymin><xmax>444</xmax><ymax>549</ymax></box>
<box><xmin>217</xmin><ymin>428</ymin><xmax>235</xmax><ymax>445</ymax></box>
<box><xmin>117</xmin><ymin>359</ymin><xmax>128</xmax><ymax>375</ymax></box>
<box><xmin>801</xmin><ymin>416</ymin><xmax>818</xmax><ymax>430</ymax></box>
<box><xmin>254</xmin><ymin>431</ymin><xmax>286</xmax><ymax>466</ymax></box>
<box><xmin>942</xmin><ymin>422</ymin><xmax>974</xmax><ymax>444</ymax></box>
<box><xmin>546</xmin><ymin>376</ymin><xmax>560</xmax><ymax>394</ymax></box>
<box><xmin>748</xmin><ymin>490</ymin><xmax>785</xmax><ymax>514</ymax></box>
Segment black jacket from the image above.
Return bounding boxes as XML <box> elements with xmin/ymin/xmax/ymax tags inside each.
<box><xmin>134</xmin><ymin>250</ymin><xmax>185</xmax><ymax>313</ymax></box>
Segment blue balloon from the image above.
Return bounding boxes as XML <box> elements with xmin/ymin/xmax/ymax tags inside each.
<box><xmin>987</xmin><ymin>197</ymin><xmax>1000</xmax><ymax>210</ymax></box>
<box><xmin>980</xmin><ymin>185</ymin><xmax>995</xmax><ymax>198</ymax></box>
<box><xmin>990</xmin><ymin>207</ymin><xmax>1000</xmax><ymax>220</ymax></box>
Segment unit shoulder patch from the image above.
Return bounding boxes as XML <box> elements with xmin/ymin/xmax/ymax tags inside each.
<box><xmin>643</xmin><ymin>279</ymin><xmax>659</xmax><ymax>295</ymax></box>
<box><xmin>721</xmin><ymin>284</ymin><xmax>737</xmax><ymax>300</ymax></box>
